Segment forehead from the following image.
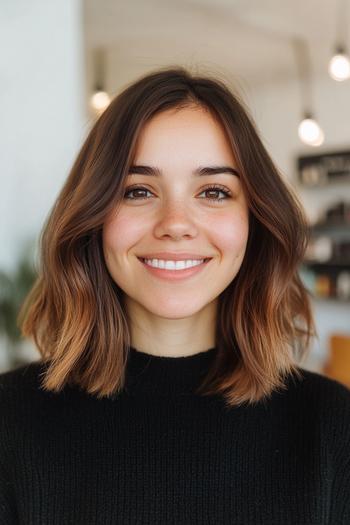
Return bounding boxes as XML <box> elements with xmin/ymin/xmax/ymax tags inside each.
<box><xmin>133</xmin><ymin>106</ymin><xmax>235</xmax><ymax>164</ymax></box>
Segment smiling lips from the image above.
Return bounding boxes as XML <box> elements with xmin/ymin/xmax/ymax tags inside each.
<box><xmin>138</xmin><ymin>256</ymin><xmax>212</xmax><ymax>281</ymax></box>
<box><xmin>138</xmin><ymin>252</ymin><xmax>213</xmax><ymax>261</ymax></box>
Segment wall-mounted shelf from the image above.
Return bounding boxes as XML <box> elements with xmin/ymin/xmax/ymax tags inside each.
<box><xmin>304</xmin><ymin>260</ymin><xmax>350</xmax><ymax>269</ymax></box>
<box><xmin>298</xmin><ymin>149</ymin><xmax>350</xmax><ymax>187</ymax></box>
<box><xmin>299</xmin><ymin>263</ymin><xmax>350</xmax><ymax>302</ymax></box>
<box><xmin>297</xmin><ymin>148</ymin><xmax>350</xmax><ymax>302</ymax></box>
<box><xmin>309</xmin><ymin>222</ymin><xmax>350</xmax><ymax>237</ymax></box>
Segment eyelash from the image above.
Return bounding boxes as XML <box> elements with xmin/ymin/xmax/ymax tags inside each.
<box><xmin>123</xmin><ymin>184</ymin><xmax>232</xmax><ymax>203</ymax></box>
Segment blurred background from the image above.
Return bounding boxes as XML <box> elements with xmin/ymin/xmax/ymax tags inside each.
<box><xmin>1</xmin><ymin>0</ymin><xmax>349</xmax><ymax>387</ymax></box>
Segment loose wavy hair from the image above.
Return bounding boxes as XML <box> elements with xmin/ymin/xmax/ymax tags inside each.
<box><xmin>18</xmin><ymin>65</ymin><xmax>317</xmax><ymax>408</ymax></box>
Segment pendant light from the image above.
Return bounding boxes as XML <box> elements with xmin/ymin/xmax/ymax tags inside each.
<box><xmin>90</xmin><ymin>47</ymin><xmax>111</xmax><ymax>114</ymax></box>
<box><xmin>328</xmin><ymin>0</ymin><xmax>350</xmax><ymax>81</ymax></box>
<box><xmin>298</xmin><ymin>112</ymin><xmax>325</xmax><ymax>147</ymax></box>
<box><xmin>293</xmin><ymin>37</ymin><xmax>325</xmax><ymax>147</ymax></box>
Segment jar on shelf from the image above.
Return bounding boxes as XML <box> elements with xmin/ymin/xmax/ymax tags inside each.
<box><xmin>336</xmin><ymin>271</ymin><xmax>350</xmax><ymax>300</ymax></box>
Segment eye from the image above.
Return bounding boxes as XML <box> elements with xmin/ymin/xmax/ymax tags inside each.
<box><xmin>198</xmin><ymin>184</ymin><xmax>232</xmax><ymax>202</ymax></box>
<box><xmin>123</xmin><ymin>184</ymin><xmax>232</xmax><ymax>203</ymax></box>
<box><xmin>123</xmin><ymin>186</ymin><xmax>152</xmax><ymax>201</ymax></box>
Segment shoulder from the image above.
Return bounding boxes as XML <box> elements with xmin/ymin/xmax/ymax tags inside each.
<box><xmin>268</xmin><ymin>366</ymin><xmax>350</xmax><ymax>429</ymax></box>
<box><xmin>0</xmin><ymin>362</ymin><xmax>47</xmax><ymax>457</ymax></box>
<box><xmin>0</xmin><ymin>361</ymin><xmax>74</xmax><ymax>448</ymax></box>
<box><xmin>0</xmin><ymin>360</ymin><xmax>47</xmax><ymax>394</ymax></box>
<box><xmin>0</xmin><ymin>361</ymin><xmax>49</xmax><ymax>422</ymax></box>
<box><xmin>287</xmin><ymin>366</ymin><xmax>350</xmax><ymax>407</ymax></box>
<box><xmin>0</xmin><ymin>360</ymin><xmax>68</xmax><ymax>414</ymax></box>
<box><xmin>275</xmin><ymin>367</ymin><xmax>350</xmax><ymax>445</ymax></box>
<box><xmin>275</xmin><ymin>366</ymin><xmax>350</xmax><ymax>416</ymax></box>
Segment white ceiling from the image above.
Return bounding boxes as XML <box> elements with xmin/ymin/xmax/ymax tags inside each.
<box><xmin>83</xmin><ymin>0</ymin><xmax>349</xmax><ymax>87</ymax></box>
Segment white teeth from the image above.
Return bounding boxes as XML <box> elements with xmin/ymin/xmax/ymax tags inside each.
<box><xmin>143</xmin><ymin>258</ymin><xmax>205</xmax><ymax>270</ymax></box>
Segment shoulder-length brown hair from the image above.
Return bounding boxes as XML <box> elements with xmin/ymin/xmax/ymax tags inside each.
<box><xmin>18</xmin><ymin>65</ymin><xmax>317</xmax><ymax>408</ymax></box>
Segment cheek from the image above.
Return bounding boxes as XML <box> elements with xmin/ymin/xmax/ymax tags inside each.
<box><xmin>209</xmin><ymin>210</ymin><xmax>249</xmax><ymax>257</ymax></box>
<box><xmin>102</xmin><ymin>216</ymin><xmax>127</xmax><ymax>262</ymax></box>
<box><xmin>102</xmin><ymin>212</ymin><xmax>146</xmax><ymax>262</ymax></box>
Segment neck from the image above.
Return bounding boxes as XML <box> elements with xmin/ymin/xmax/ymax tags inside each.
<box><xmin>122</xmin><ymin>346</ymin><xmax>217</xmax><ymax>397</ymax></box>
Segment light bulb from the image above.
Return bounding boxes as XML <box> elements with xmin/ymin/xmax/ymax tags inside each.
<box><xmin>90</xmin><ymin>90</ymin><xmax>111</xmax><ymax>112</ymax></box>
<box><xmin>328</xmin><ymin>53</ymin><xmax>350</xmax><ymax>81</ymax></box>
<box><xmin>298</xmin><ymin>117</ymin><xmax>324</xmax><ymax>146</ymax></box>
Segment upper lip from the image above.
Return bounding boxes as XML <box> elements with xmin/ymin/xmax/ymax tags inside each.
<box><xmin>138</xmin><ymin>252</ymin><xmax>212</xmax><ymax>261</ymax></box>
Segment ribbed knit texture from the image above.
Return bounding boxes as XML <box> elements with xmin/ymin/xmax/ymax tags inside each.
<box><xmin>1</xmin><ymin>346</ymin><xmax>350</xmax><ymax>524</ymax></box>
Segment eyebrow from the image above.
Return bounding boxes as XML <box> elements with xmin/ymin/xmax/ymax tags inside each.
<box><xmin>128</xmin><ymin>165</ymin><xmax>240</xmax><ymax>178</ymax></box>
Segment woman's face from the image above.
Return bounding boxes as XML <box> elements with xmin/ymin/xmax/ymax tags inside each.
<box><xmin>102</xmin><ymin>105</ymin><xmax>249</xmax><ymax>320</ymax></box>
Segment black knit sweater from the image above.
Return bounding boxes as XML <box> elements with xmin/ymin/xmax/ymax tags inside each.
<box><xmin>1</xmin><ymin>346</ymin><xmax>350</xmax><ymax>524</ymax></box>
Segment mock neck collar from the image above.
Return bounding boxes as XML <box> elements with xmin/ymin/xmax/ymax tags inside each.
<box><xmin>122</xmin><ymin>346</ymin><xmax>218</xmax><ymax>397</ymax></box>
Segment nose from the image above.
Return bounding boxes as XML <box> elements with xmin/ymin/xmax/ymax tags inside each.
<box><xmin>153</xmin><ymin>201</ymin><xmax>198</xmax><ymax>239</ymax></box>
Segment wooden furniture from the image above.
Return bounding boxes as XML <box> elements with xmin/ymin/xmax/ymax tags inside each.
<box><xmin>322</xmin><ymin>333</ymin><xmax>350</xmax><ymax>388</ymax></box>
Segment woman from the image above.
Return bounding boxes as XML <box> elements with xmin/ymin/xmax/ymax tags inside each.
<box><xmin>1</xmin><ymin>66</ymin><xmax>349</xmax><ymax>524</ymax></box>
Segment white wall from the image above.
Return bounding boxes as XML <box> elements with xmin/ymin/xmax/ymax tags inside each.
<box><xmin>0</xmin><ymin>0</ymin><xmax>86</xmax><ymax>369</ymax></box>
<box><xmin>0</xmin><ymin>0</ymin><xmax>86</xmax><ymax>273</ymax></box>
